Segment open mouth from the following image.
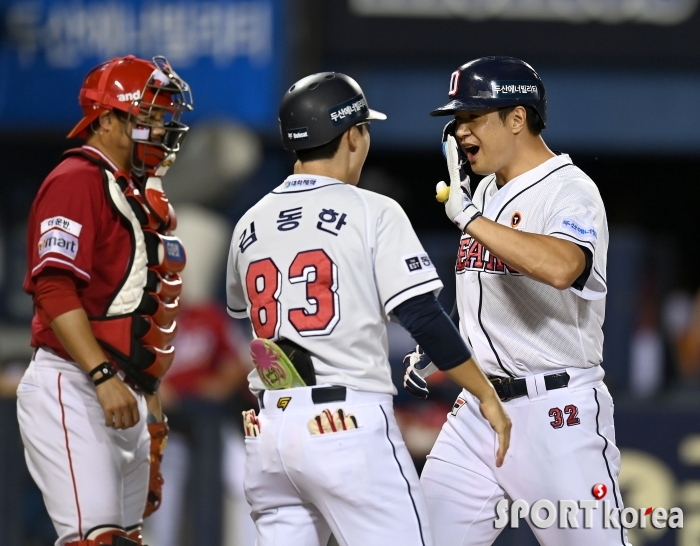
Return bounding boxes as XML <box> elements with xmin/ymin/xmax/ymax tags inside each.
<box><xmin>463</xmin><ymin>145</ymin><xmax>480</xmax><ymax>161</ymax></box>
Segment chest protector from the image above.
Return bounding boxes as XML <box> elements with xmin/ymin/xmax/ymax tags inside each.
<box><xmin>64</xmin><ymin>149</ymin><xmax>185</xmax><ymax>393</ymax></box>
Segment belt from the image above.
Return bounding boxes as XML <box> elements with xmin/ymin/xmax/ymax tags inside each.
<box><xmin>258</xmin><ymin>385</ymin><xmax>347</xmax><ymax>408</ymax></box>
<box><xmin>489</xmin><ymin>372</ymin><xmax>569</xmax><ymax>402</ymax></box>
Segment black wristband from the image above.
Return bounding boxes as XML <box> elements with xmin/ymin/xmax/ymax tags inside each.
<box><xmin>88</xmin><ymin>361</ymin><xmax>117</xmax><ymax>386</ymax></box>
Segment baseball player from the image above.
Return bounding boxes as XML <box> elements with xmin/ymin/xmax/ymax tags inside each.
<box><xmin>17</xmin><ymin>55</ymin><xmax>192</xmax><ymax>546</ymax></box>
<box><xmin>226</xmin><ymin>72</ymin><xmax>511</xmax><ymax>546</ymax></box>
<box><xmin>403</xmin><ymin>56</ymin><xmax>630</xmax><ymax>545</ymax></box>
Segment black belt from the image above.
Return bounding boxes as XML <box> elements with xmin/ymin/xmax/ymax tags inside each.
<box><xmin>489</xmin><ymin>372</ymin><xmax>569</xmax><ymax>402</ymax></box>
<box><xmin>258</xmin><ymin>386</ymin><xmax>347</xmax><ymax>408</ymax></box>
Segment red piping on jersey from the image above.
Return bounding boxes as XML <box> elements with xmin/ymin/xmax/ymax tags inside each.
<box><xmin>58</xmin><ymin>373</ymin><xmax>84</xmax><ymax>540</ymax></box>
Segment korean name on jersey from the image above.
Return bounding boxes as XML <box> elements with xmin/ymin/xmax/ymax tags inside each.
<box><xmin>226</xmin><ymin>175</ymin><xmax>443</xmax><ymax>395</ymax></box>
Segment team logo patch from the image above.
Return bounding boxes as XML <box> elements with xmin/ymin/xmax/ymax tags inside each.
<box><xmin>451</xmin><ymin>395</ymin><xmax>467</xmax><ymax>417</ymax></box>
<box><xmin>162</xmin><ymin>236</ymin><xmax>185</xmax><ymax>263</ymax></box>
<box><xmin>328</xmin><ymin>94</ymin><xmax>368</xmax><ymax>126</ymax></box>
<box><xmin>287</xmin><ymin>127</ymin><xmax>310</xmax><ymax>141</ymax></box>
<box><xmin>448</xmin><ymin>69</ymin><xmax>461</xmax><ymax>97</ymax></box>
<box><xmin>402</xmin><ymin>253</ymin><xmax>436</xmax><ymax>275</ymax></box>
<box><xmin>277</xmin><ymin>397</ymin><xmax>292</xmax><ymax>411</ymax></box>
<box><xmin>511</xmin><ymin>211</ymin><xmax>522</xmax><ymax>228</ymax></box>
<box><xmin>40</xmin><ymin>216</ymin><xmax>82</xmax><ymax>237</ymax></box>
<box><xmin>561</xmin><ymin>218</ymin><xmax>597</xmax><ymax>240</ymax></box>
<box><xmin>38</xmin><ymin>229</ymin><xmax>79</xmax><ymax>260</ymax></box>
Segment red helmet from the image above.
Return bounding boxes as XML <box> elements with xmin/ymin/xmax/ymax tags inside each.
<box><xmin>68</xmin><ymin>55</ymin><xmax>193</xmax><ymax>175</ymax></box>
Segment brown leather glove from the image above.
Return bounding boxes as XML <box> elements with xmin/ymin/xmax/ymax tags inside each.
<box><xmin>143</xmin><ymin>419</ymin><xmax>169</xmax><ymax>517</ymax></box>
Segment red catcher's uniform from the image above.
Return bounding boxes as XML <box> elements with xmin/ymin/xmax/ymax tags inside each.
<box><xmin>17</xmin><ymin>145</ymin><xmax>184</xmax><ymax>545</ymax></box>
<box><xmin>24</xmin><ymin>148</ymin><xmax>133</xmax><ymax>359</ymax></box>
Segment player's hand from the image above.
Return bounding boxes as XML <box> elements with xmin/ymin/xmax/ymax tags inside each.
<box><xmin>95</xmin><ymin>376</ymin><xmax>140</xmax><ymax>429</ymax></box>
<box><xmin>478</xmin><ymin>394</ymin><xmax>512</xmax><ymax>467</ymax></box>
<box><xmin>437</xmin><ymin>134</ymin><xmax>481</xmax><ymax>232</ymax></box>
<box><xmin>402</xmin><ymin>345</ymin><xmax>438</xmax><ymax>399</ymax></box>
<box><xmin>441</xmin><ymin>119</ymin><xmax>469</xmax><ymax>190</ymax></box>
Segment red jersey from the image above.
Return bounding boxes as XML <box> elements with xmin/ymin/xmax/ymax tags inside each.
<box><xmin>24</xmin><ymin>146</ymin><xmax>134</xmax><ymax>360</ymax></box>
<box><xmin>162</xmin><ymin>303</ymin><xmax>243</xmax><ymax>396</ymax></box>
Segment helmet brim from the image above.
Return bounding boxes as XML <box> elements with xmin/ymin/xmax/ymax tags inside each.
<box><xmin>66</xmin><ymin>110</ymin><xmax>101</xmax><ymax>139</ymax></box>
<box><xmin>367</xmin><ymin>108</ymin><xmax>387</xmax><ymax>121</ymax></box>
<box><xmin>430</xmin><ymin>99</ymin><xmax>498</xmax><ymax>117</ymax></box>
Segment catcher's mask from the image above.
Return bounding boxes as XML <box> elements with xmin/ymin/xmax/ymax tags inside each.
<box><xmin>68</xmin><ymin>54</ymin><xmax>194</xmax><ymax>177</ymax></box>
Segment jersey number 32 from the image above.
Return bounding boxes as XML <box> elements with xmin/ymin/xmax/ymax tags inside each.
<box><xmin>245</xmin><ymin>249</ymin><xmax>339</xmax><ymax>338</ymax></box>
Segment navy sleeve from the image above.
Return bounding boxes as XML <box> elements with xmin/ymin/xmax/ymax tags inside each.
<box><xmin>393</xmin><ymin>293</ymin><xmax>471</xmax><ymax>371</ymax></box>
<box><xmin>571</xmin><ymin>245</ymin><xmax>593</xmax><ymax>291</ymax></box>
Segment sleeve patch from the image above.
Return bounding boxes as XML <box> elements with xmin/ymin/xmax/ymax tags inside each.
<box><xmin>561</xmin><ymin>218</ymin><xmax>597</xmax><ymax>240</ymax></box>
<box><xmin>40</xmin><ymin>216</ymin><xmax>83</xmax><ymax>237</ymax></box>
<box><xmin>402</xmin><ymin>253</ymin><xmax>436</xmax><ymax>275</ymax></box>
<box><xmin>38</xmin><ymin>229</ymin><xmax>79</xmax><ymax>260</ymax></box>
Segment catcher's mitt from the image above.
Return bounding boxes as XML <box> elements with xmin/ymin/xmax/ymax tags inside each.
<box><xmin>143</xmin><ymin>419</ymin><xmax>169</xmax><ymax>517</ymax></box>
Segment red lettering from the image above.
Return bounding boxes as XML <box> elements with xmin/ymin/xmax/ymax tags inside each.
<box><xmin>485</xmin><ymin>251</ymin><xmax>507</xmax><ymax>273</ymax></box>
<box><xmin>456</xmin><ymin>239</ymin><xmax>470</xmax><ymax>272</ymax></box>
<box><xmin>466</xmin><ymin>239</ymin><xmax>485</xmax><ymax>270</ymax></box>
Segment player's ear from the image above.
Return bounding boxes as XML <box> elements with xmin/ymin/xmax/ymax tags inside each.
<box><xmin>510</xmin><ymin>106</ymin><xmax>527</xmax><ymax>135</ymax></box>
<box><xmin>96</xmin><ymin>110</ymin><xmax>115</xmax><ymax>134</ymax></box>
<box><xmin>346</xmin><ymin>126</ymin><xmax>359</xmax><ymax>152</ymax></box>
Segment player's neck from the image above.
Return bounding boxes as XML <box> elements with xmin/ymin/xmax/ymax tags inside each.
<box><xmin>296</xmin><ymin>157</ymin><xmax>358</xmax><ymax>186</ymax></box>
<box><xmin>494</xmin><ymin>137</ymin><xmax>555</xmax><ymax>187</ymax></box>
<box><xmin>84</xmin><ymin>135</ymin><xmax>131</xmax><ymax>173</ymax></box>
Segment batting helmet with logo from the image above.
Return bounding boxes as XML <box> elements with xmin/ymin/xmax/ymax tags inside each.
<box><xmin>279</xmin><ymin>72</ymin><xmax>387</xmax><ymax>152</ymax></box>
<box><xmin>430</xmin><ymin>56</ymin><xmax>547</xmax><ymax>127</ymax></box>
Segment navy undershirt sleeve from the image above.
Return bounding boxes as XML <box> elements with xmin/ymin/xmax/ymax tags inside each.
<box><xmin>393</xmin><ymin>292</ymin><xmax>471</xmax><ymax>371</ymax></box>
<box><xmin>571</xmin><ymin>245</ymin><xmax>593</xmax><ymax>291</ymax></box>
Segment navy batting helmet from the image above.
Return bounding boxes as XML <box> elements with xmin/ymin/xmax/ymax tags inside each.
<box><xmin>430</xmin><ymin>56</ymin><xmax>547</xmax><ymax>127</ymax></box>
<box><xmin>279</xmin><ymin>72</ymin><xmax>387</xmax><ymax>152</ymax></box>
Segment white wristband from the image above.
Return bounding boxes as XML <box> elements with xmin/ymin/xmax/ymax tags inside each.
<box><xmin>452</xmin><ymin>204</ymin><xmax>482</xmax><ymax>231</ymax></box>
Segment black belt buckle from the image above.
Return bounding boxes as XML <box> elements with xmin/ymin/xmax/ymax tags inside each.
<box><xmin>311</xmin><ymin>386</ymin><xmax>347</xmax><ymax>404</ymax></box>
<box><xmin>489</xmin><ymin>376</ymin><xmax>528</xmax><ymax>402</ymax></box>
<box><xmin>489</xmin><ymin>376</ymin><xmax>508</xmax><ymax>401</ymax></box>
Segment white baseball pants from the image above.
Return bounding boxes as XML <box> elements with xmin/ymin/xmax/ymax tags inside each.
<box><xmin>244</xmin><ymin>386</ymin><xmax>433</xmax><ymax>546</ymax></box>
<box><xmin>16</xmin><ymin>349</ymin><xmax>150</xmax><ymax>545</ymax></box>
<box><xmin>421</xmin><ymin>366</ymin><xmax>631</xmax><ymax>546</ymax></box>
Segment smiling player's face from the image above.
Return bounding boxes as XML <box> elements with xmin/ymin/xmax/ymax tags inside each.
<box><xmin>453</xmin><ymin>109</ymin><xmax>513</xmax><ymax>178</ymax></box>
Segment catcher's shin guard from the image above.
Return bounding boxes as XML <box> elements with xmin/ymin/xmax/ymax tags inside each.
<box><xmin>126</xmin><ymin>526</ymin><xmax>143</xmax><ymax>544</ymax></box>
<box><xmin>65</xmin><ymin>526</ymin><xmax>139</xmax><ymax>545</ymax></box>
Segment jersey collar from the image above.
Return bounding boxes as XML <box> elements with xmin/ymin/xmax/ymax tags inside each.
<box><xmin>272</xmin><ymin>174</ymin><xmax>345</xmax><ymax>194</ymax></box>
<box><xmin>485</xmin><ymin>153</ymin><xmax>573</xmax><ymax>215</ymax></box>
<box><xmin>81</xmin><ymin>145</ymin><xmax>120</xmax><ymax>172</ymax></box>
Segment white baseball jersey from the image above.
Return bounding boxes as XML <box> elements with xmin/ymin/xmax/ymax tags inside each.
<box><xmin>226</xmin><ymin>174</ymin><xmax>443</xmax><ymax>395</ymax></box>
<box><xmin>456</xmin><ymin>154</ymin><xmax>608</xmax><ymax>378</ymax></box>
<box><xmin>425</xmin><ymin>154</ymin><xmax>628</xmax><ymax>546</ymax></box>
